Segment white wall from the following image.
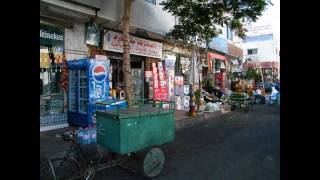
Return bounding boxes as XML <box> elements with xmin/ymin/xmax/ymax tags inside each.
<box><xmin>42</xmin><ymin>0</ymin><xmax>175</xmax><ymax>36</ymax></box>
<box><xmin>64</xmin><ymin>22</ymin><xmax>89</xmax><ymax>60</ymax></box>
<box><xmin>131</xmin><ymin>0</ymin><xmax>175</xmax><ymax>35</ymax></box>
<box><xmin>243</xmin><ymin>39</ymin><xmax>278</xmax><ymax>62</ymax></box>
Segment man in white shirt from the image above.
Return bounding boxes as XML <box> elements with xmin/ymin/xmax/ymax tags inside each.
<box><xmin>254</xmin><ymin>87</ymin><xmax>263</xmax><ymax>104</ymax></box>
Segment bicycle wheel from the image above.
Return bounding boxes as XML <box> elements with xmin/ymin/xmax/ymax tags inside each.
<box><xmin>40</xmin><ymin>157</ymin><xmax>81</xmax><ymax>180</ymax></box>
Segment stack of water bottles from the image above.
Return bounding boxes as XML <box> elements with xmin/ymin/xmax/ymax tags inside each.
<box><xmin>76</xmin><ymin>125</ymin><xmax>97</xmax><ymax>144</ymax></box>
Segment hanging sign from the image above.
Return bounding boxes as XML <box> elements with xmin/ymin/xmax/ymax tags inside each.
<box><xmin>103</xmin><ymin>31</ymin><xmax>163</xmax><ymax>59</ymax></box>
<box><xmin>40</xmin><ymin>24</ymin><xmax>64</xmax><ymax>47</ymax></box>
<box><xmin>85</xmin><ymin>22</ymin><xmax>101</xmax><ymax>47</ymax></box>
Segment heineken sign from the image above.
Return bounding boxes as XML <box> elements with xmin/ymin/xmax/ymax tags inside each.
<box><xmin>40</xmin><ymin>30</ymin><xmax>63</xmax><ymax>41</ymax></box>
<box><xmin>40</xmin><ymin>24</ymin><xmax>64</xmax><ymax>46</ymax></box>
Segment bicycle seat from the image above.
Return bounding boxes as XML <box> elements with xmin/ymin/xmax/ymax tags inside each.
<box><xmin>62</xmin><ymin>131</ymin><xmax>74</xmax><ymax>141</ymax></box>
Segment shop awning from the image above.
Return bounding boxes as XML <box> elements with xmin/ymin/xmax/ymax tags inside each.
<box><xmin>207</xmin><ymin>52</ymin><xmax>226</xmax><ymax>60</ymax></box>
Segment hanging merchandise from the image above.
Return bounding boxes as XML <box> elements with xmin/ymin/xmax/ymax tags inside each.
<box><xmin>60</xmin><ymin>53</ymin><xmax>68</xmax><ymax>91</ymax></box>
<box><xmin>40</xmin><ymin>47</ymin><xmax>50</xmax><ymax>68</ymax></box>
<box><xmin>53</xmin><ymin>46</ymin><xmax>63</xmax><ymax>64</ymax></box>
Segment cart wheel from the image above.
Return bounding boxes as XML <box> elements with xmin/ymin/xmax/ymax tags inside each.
<box><xmin>138</xmin><ymin>146</ymin><xmax>166</xmax><ymax>178</ymax></box>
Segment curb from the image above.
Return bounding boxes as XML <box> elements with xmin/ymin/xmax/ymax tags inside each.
<box><xmin>175</xmin><ymin>110</ymin><xmax>228</xmax><ymax>130</ymax></box>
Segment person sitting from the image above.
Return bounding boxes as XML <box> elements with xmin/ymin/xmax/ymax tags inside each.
<box><xmin>213</xmin><ymin>87</ymin><xmax>223</xmax><ymax>99</ymax></box>
<box><xmin>254</xmin><ymin>87</ymin><xmax>263</xmax><ymax>104</ymax></box>
<box><xmin>269</xmin><ymin>87</ymin><xmax>279</xmax><ymax>105</ymax></box>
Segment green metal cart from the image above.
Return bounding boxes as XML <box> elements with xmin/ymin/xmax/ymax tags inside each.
<box><xmin>229</xmin><ymin>92</ymin><xmax>253</xmax><ymax>112</ymax></box>
<box><xmin>96</xmin><ymin>100</ymin><xmax>175</xmax><ymax>178</ymax></box>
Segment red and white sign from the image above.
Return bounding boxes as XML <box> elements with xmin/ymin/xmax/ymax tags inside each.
<box><xmin>103</xmin><ymin>31</ymin><xmax>163</xmax><ymax>59</ymax></box>
<box><xmin>152</xmin><ymin>62</ymin><xmax>169</xmax><ymax>101</ymax></box>
<box><xmin>154</xmin><ymin>87</ymin><xmax>168</xmax><ymax>101</ymax></box>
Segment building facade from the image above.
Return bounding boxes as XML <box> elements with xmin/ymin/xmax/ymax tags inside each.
<box><xmin>40</xmin><ymin>0</ymin><xmax>244</xmax><ymax>131</ymax></box>
<box><xmin>206</xmin><ymin>24</ymin><xmax>244</xmax><ymax>91</ymax></box>
<box><xmin>242</xmin><ymin>33</ymin><xmax>280</xmax><ymax>82</ymax></box>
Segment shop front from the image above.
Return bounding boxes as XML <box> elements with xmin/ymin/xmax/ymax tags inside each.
<box><xmin>207</xmin><ymin>52</ymin><xmax>227</xmax><ymax>90</ymax></box>
<box><xmin>40</xmin><ymin>23</ymin><xmax>67</xmax><ymax>131</ymax></box>
<box><xmin>246</xmin><ymin>61</ymin><xmax>279</xmax><ymax>83</ymax></box>
<box><xmin>102</xmin><ymin>30</ymin><xmax>163</xmax><ymax>101</ymax></box>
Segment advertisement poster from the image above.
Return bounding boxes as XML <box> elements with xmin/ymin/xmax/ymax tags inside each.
<box><xmin>175</xmin><ymin>86</ymin><xmax>184</xmax><ymax>96</ymax></box>
<box><xmin>183</xmin><ymin>96</ymin><xmax>190</xmax><ymax>107</ymax></box>
<box><xmin>184</xmin><ymin>85</ymin><xmax>190</xmax><ymax>95</ymax></box>
<box><xmin>154</xmin><ymin>87</ymin><xmax>168</xmax><ymax>101</ymax></box>
<box><xmin>164</xmin><ymin>54</ymin><xmax>176</xmax><ymax>70</ymax></box>
<box><xmin>175</xmin><ymin>96</ymin><xmax>182</xmax><ymax>110</ymax></box>
<box><xmin>103</xmin><ymin>31</ymin><xmax>163</xmax><ymax>59</ymax></box>
<box><xmin>174</xmin><ymin>76</ymin><xmax>184</xmax><ymax>85</ymax></box>
<box><xmin>153</xmin><ymin>62</ymin><xmax>168</xmax><ymax>101</ymax></box>
<box><xmin>85</xmin><ymin>22</ymin><xmax>101</xmax><ymax>46</ymax></box>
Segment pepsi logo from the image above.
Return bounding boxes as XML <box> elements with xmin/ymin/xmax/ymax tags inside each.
<box><xmin>93</xmin><ymin>64</ymin><xmax>107</xmax><ymax>82</ymax></box>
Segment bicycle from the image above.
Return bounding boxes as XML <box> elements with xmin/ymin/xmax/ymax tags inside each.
<box><xmin>40</xmin><ymin>130</ymin><xmax>122</xmax><ymax>180</ymax></box>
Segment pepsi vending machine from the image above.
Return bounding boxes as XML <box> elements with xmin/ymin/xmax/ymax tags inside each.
<box><xmin>67</xmin><ymin>58</ymin><xmax>110</xmax><ymax>127</ymax></box>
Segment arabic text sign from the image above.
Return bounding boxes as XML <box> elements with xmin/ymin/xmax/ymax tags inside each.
<box><xmin>103</xmin><ymin>31</ymin><xmax>163</xmax><ymax>59</ymax></box>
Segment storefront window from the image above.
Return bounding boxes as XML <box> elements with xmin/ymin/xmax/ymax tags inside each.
<box><xmin>215</xmin><ymin>60</ymin><xmax>221</xmax><ymax>72</ymax></box>
<box><xmin>40</xmin><ymin>24</ymin><xmax>67</xmax><ymax>130</ymax></box>
<box><xmin>68</xmin><ymin>70</ymin><xmax>77</xmax><ymax>112</ymax></box>
<box><xmin>78</xmin><ymin>70</ymin><xmax>87</xmax><ymax>114</ymax></box>
<box><xmin>40</xmin><ymin>69</ymin><xmax>50</xmax><ymax>96</ymax></box>
<box><xmin>49</xmin><ymin>65</ymin><xmax>62</xmax><ymax>94</ymax></box>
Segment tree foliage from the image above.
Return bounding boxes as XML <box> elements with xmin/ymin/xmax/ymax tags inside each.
<box><xmin>245</xmin><ymin>69</ymin><xmax>261</xmax><ymax>82</ymax></box>
<box><xmin>160</xmin><ymin>0</ymin><xmax>272</xmax><ymax>43</ymax></box>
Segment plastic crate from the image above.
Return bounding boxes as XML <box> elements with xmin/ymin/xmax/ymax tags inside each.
<box><xmin>96</xmin><ymin>100</ymin><xmax>127</xmax><ymax>112</ymax></box>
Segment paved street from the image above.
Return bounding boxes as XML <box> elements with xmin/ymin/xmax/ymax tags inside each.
<box><xmin>95</xmin><ymin>105</ymin><xmax>280</xmax><ymax>180</ymax></box>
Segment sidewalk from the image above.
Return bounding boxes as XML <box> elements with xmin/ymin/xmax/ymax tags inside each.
<box><xmin>40</xmin><ymin>108</ymin><xmax>229</xmax><ymax>160</ymax></box>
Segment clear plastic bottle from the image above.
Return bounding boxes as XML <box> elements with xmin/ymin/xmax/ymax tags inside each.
<box><xmin>83</xmin><ymin>128</ymin><xmax>90</xmax><ymax>144</ymax></box>
<box><xmin>77</xmin><ymin>128</ymin><xmax>84</xmax><ymax>144</ymax></box>
<box><xmin>91</xmin><ymin>128</ymin><xmax>97</xmax><ymax>143</ymax></box>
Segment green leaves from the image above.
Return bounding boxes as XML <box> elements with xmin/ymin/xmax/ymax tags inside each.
<box><xmin>160</xmin><ymin>0</ymin><xmax>272</xmax><ymax>43</ymax></box>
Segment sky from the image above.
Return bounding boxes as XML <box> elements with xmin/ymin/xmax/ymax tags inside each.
<box><xmin>248</xmin><ymin>0</ymin><xmax>280</xmax><ymax>46</ymax></box>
